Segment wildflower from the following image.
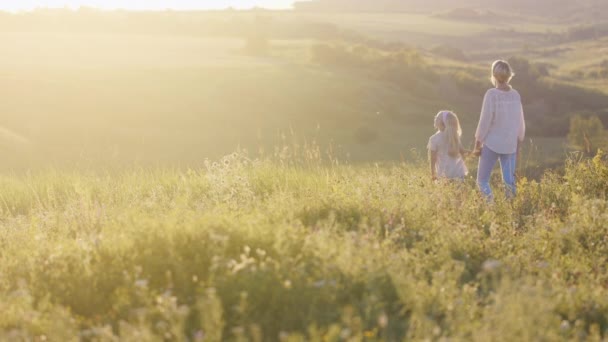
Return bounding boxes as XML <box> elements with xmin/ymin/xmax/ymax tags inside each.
<box><xmin>134</xmin><ymin>279</ymin><xmax>148</xmax><ymax>288</ymax></box>
<box><xmin>482</xmin><ymin>259</ymin><xmax>502</xmax><ymax>273</ymax></box>
<box><xmin>255</xmin><ymin>248</ymin><xmax>266</xmax><ymax>257</ymax></box>
<box><xmin>537</xmin><ymin>261</ymin><xmax>550</xmax><ymax>269</ymax></box>
<box><xmin>313</xmin><ymin>280</ymin><xmax>326</xmax><ymax>288</ymax></box>
<box><xmin>232</xmin><ymin>326</ymin><xmax>245</xmax><ymax>336</ymax></box>
<box><xmin>340</xmin><ymin>328</ymin><xmax>351</xmax><ymax>339</ymax></box>
<box><xmin>378</xmin><ymin>313</ymin><xmax>389</xmax><ymax>328</ymax></box>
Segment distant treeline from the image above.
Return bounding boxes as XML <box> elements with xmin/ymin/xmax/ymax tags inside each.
<box><xmin>565</xmin><ymin>23</ymin><xmax>608</xmax><ymax>42</ymax></box>
<box><xmin>294</xmin><ymin>0</ymin><xmax>606</xmax><ymax>18</ymax></box>
<box><xmin>310</xmin><ymin>41</ymin><xmax>608</xmax><ymax>137</ymax></box>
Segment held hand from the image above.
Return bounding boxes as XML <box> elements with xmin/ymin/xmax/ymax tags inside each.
<box><xmin>461</xmin><ymin>150</ymin><xmax>472</xmax><ymax>158</ymax></box>
<box><xmin>472</xmin><ymin>141</ymin><xmax>483</xmax><ymax>157</ymax></box>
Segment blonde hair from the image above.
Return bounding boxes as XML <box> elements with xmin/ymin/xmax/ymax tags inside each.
<box><xmin>491</xmin><ymin>60</ymin><xmax>514</xmax><ymax>86</ymax></box>
<box><xmin>434</xmin><ymin>111</ymin><xmax>462</xmax><ymax>157</ymax></box>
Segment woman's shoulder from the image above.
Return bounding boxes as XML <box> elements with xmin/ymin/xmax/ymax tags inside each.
<box><xmin>484</xmin><ymin>88</ymin><xmax>498</xmax><ymax>98</ymax></box>
<box><xmin>486</xmin><ymin>87</ymin><xmax>521</xmax><ymax>99</ymax></box>
<box><xmin>511</xmin><ymin>88</ymin><xmax>522</xmax><ymax>98</ymax></box>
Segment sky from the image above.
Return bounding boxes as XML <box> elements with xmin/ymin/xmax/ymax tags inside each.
<box><xmin>0</xmin><ymin>0</ymin><xmax>298</xmax><ymax>11</ymax></box>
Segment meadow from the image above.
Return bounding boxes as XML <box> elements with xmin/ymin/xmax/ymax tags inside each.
<box><xmin>1</xmin><ymin>150</ymin><xmax>607</xmax><ymax>340</ymax></box>
<box><xmin>0</xmin><ymin>7</ymin><xmax>607</xmax><ymax>341</ymax></box>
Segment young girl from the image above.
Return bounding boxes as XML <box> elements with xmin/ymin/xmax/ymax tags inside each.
<box><xmin>428</xmin><ymin>111</ymin><xmax>469</xmax><ymax>181</ymax></box>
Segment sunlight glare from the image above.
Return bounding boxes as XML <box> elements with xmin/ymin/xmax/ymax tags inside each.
<box><xmin>1</xmin><ymin>0</ymin><xmax>296</xmax><ymax>12</ymax></box>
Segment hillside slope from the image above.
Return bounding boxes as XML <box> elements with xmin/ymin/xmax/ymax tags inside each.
<box><xmin>295</xmin><ymin>0</ymin><xmax>607</xmax><ymax>19</ymax></box>
<box><xmin>1</xmin><ymin>11</ymin><xmax>603</xmax><ymax>169</ymax></box>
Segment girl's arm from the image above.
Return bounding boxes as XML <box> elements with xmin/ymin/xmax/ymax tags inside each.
<box><xmin>430</xmin><ymin>150</ymin><xmax>438</xmax><ymax>181</ymax></box>
<box><xmin>460</xmin><ymin>145</ymin><xmax>471</xmax><ymax>158</ymax></box>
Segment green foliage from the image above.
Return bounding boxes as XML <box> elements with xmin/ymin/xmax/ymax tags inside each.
<box><xmin>431</xmin><ymin>45</ymin><xmax>469</xmax><ymax>61</ymax></box>
<box><xmin>565</xmin><ymin>23</ymin><xmax>608</xmax><ymax>41</ymax></box>
<box><xmin>311</xmin><ymin>43</ymin><xmax>437</xmax><ymax>101</ymax></box>
<box><xmin>568</xmin><ymin>114</ymin><xmax>607</xmax><ymax>153</ymax></box>
<box><xmin>0</xmin><ymin>152</ymin><xmax>607</xmax><ymax>340</ymax></box>
<box><xmin>449</xmin><ymin>70</ymin><xmax>488</xmax><ymax>95</ymax></box>
<box><xmin>565</xmin><ymin>150</ymin><xmax>608</xmax><ymax>198</ymax></box>
<box><xmin>507</xmin><ymin>56</ymin><xmax>608</xmax><ymax>137</ymax></box>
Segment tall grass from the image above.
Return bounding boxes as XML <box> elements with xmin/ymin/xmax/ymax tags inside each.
<box><xmin>0</xmin><ymin>151</ymin><xmax>607</xmax><ymax>341</ymax></box>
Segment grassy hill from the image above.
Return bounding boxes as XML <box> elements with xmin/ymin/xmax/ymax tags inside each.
<box><xmin>0</xmin><ymin>9</ymin><xmax>605</xmax><ymax>171</ymax></box>
<box><xmin>0</xmin><ymin>32</ymin><xmax>442</xmax><ymax>167</ymax></box>
<box><xmin>1</xmin><ymin>152</ymin><xmax>607</xmax><ymax>340</ymax></box>
<box><xmin>295</xmin><ymin>0</ymin><xmax>608</xmax><ymax>20</ymax></box>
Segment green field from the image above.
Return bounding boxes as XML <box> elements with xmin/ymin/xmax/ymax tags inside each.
<box><xmin>1</xmin><ymin>7</ymin><xmax>608</xmax><ymax>341</ymax></box>
<box><xmin>1</xmin><ymin>152</ymin><xmax>607</xmax><ymax>340</ymax></box>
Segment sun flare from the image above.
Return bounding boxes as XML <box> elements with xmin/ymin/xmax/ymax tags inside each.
<box><xmin>1</xmin><ymin>0</ymin><xmax>295</xmax><ymax>11</ymax></box>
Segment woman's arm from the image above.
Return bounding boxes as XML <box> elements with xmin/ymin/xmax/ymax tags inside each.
<box><xmin>473</xmin><ymin>140</ymin><xmax>483</xmax><ymax>157</ymax></box>
<box><xmin>518</xmin><ymin>103</ymin><xmax>526</xmax><ymax>143</ymax></box>
<box><xmin>475</xmin><ymin>91</ymin><xmax>494</xmax><ymax>146</ymax></box>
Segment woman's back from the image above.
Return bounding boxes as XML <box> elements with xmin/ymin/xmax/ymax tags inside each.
<box><xmin>475</xmin><ymin>88</ymin><xmax>525</xmax><ymax>155</ymax></box>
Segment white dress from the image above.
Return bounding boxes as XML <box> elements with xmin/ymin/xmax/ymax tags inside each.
<box><xmin>428</xmin><ymin>131</ymin><xmax>468</xmax><ymax>179</ymax></box>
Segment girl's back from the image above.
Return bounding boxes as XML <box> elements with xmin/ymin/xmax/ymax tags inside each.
<box><xmin>428</xmin><ymin>131</ymin><xmax>468</xmax><ymax>179</ymax></box>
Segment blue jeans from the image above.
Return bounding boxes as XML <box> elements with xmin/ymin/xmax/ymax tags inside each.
<box><xmin>477</xmin><ymin>146</ymin><xmax>517</xmax><ymax>200</ymax></box>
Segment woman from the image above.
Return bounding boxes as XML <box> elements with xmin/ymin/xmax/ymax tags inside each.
<box><xmin>474</xmin><ymin>60</ymin><xmax>526</xmax><ymax>200</ymax></box>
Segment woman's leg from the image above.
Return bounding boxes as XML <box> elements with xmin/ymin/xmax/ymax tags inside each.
<box><xmin>499</xmin><ymin>152</ymin><xmax>517</xmax><ymax>198</ymax></box>
<box><xmin>477</xmin><ymin>146</ymin><xmax>499</xmax><ymax>200</ymax></box>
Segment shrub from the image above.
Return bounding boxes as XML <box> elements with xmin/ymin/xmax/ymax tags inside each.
<box><xmin>431</xmin><ymin>45</ymin><xmax>469</xmax><ymax>61</ymax></box>
<box><xmin>567</xmin><ymin>114</ymin><xmax>607</xmax><ymax>154</ymax></box>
